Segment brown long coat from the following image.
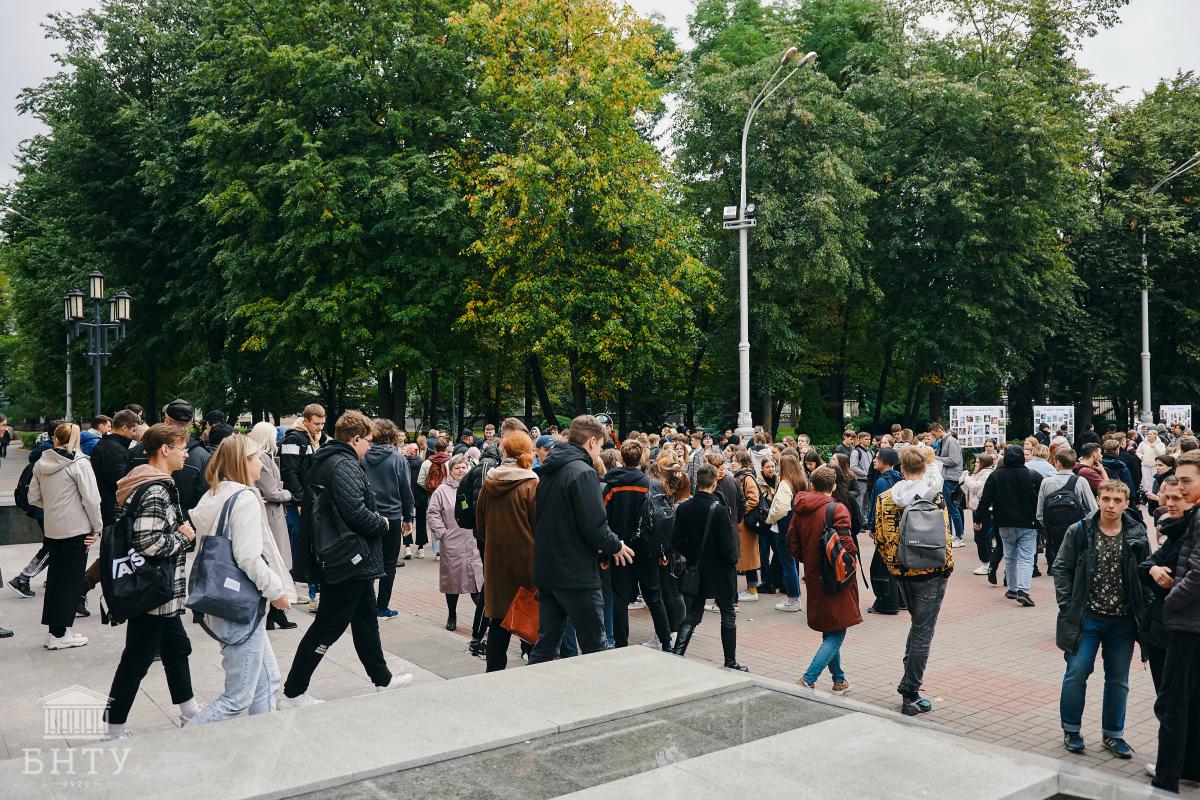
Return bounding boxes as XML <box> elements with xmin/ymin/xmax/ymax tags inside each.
<box><xmin>788</xmin><ymin>491</ymin><xmax>862</xmax><ymax>633</ymax></box>
<box><xmin>474</xmin><ymin>464</ymin><xmax>538</xmax><ymax>619</ymax></box>
<box><xmin>734</xmin><ymin>470</ymin><xmax>761</xmax><ymax>572</ymax></box>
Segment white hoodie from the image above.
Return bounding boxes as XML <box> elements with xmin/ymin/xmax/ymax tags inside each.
<box><xmin>189</xmin><ymin>481</ymin><xmax>292</xmax><ymax>603</ymax></box>
<box><xmin>890</xmin><ymin>479</ymin><xmax>933</xmax><ymax>508</ymax></box>
<box><xmin>29</xmin><ymin>448</ymin><xmax>103</xmax><ymax>539</ymax></box>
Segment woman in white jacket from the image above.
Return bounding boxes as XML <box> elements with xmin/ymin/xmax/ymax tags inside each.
<box><xmin>186</xmin><ymin>434</ymin><xmax>293</xmax><ymax>725</ymax></box>
<box><xmin>763</xmin><ymin>454</ymin><xmax>808</xmax><ymax>613</ymax></box>
<box><xmin>29</xmin><ymin>422</ymin><xmax>103</xmax><ymax>650</ymax></box>
<box><xmin>1136</xmin><ymin>430</ymin><xmax>1166</xmax><ymax>493</ymax></box>
<box><xmin>962</xmin><ymin>454</ymin><xmax>996</xmax><ymax>575</ymax></box>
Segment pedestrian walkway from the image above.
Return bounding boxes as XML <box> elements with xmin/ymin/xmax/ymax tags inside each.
<box><xmin>0</xmin><ymin>529</ymin><xmax>1187</xmax><ymax>794</ymax></box>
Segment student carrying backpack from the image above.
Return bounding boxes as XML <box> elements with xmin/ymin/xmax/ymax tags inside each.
<box><xmin>455</xmin><ymin>443</ymin><xmax>502</xmax><ymax>531</ymax></box>
<box><xmin>1037</xmin><ymin>450</ymin><xmax>1099</xmax><ymax>571</ymax></box>
<box><xmin>898</xmin><ymin>486</ymin><xmax>950</xmax><ymax>571</ymax></box>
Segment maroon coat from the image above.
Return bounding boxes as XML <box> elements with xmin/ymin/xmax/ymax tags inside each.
<box><xmin>788</xmin><ymin>492</ymin><xmax>863</xmax><ymax>633</ymax></box>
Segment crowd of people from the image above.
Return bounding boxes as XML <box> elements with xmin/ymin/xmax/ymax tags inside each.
<box><xmin>1</xmin><ymin>406</ymin><xmax>1199</xmax><ymax>793</ymax></box>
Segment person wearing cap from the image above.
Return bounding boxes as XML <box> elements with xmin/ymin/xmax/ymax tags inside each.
<box><xmin>201</xmin><ymin>410</ymin><xmax>228</xmax><ymax>445</ymax></box>
<box><xmin>533</xmin><ymin>435</ymin><xmax>555</xmax><ymax>470</ymax></box>
<box><xmin>128</xmin><ymin>399</ymin><xmax>211</xmax><ymax>518</ymax></box>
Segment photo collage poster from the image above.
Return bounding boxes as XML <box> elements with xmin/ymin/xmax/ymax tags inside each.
<box><xmin>1160</xmin><ymin>405</ymin><xmax>1193</xmax><ymax>431</ymax></box>
<box><xmin>949</xmin><ymin>405</ymin><xmax>1007</xmax><ymax>449</ymax></box>
<box><xmin>1033</xmin><ymin>405</ymin><xmax>1075</xmax><ymax>443</ymax></box>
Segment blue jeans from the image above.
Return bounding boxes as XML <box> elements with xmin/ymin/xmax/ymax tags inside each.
<box><xmin>601</xmin><ymin>568</ymin><xmax>615</xmax><ymax>648</ymax></box>
<box><xmin>186</xmin><ymin>617</ymin><xmax>280</xmax><ymax>725</ymax></box>
<box><xmin>768</xmin><ymin>530</ymin><xmax>801</xmax><ymax>599</ymax></box>
<box><xmin>1060</xmin><ymin>614</ymin><xmax>1136</xmax><ymax>738</ymax></box>
<box><xmin>998</xmin><ymin>527</ymin><xmax>1037</xmax><ymax>592</ymax></box>
<box><xmin>284</xmin><ymin>505</ymin><xmax>317</xmax><ymax>598</ymax></box>
<box><xmin>943</xmin><ymin>480</ymin><xmax>963</xmax><ymax>539</ymax></box>
<box><xmin>802</xmin><ymin>629</ymin><xmax>847</xmax><ymax>685</ymax></box>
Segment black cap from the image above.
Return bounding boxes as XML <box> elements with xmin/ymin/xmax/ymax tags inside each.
<box><xmin>163</xmin><ymin>399</ymin><xmax>194</xmax><ymax>423</ymax></box>
<box><xmin>204</xmin><ymin>410</ymin><xmax>228</xmax><ymax>426</ymax></box>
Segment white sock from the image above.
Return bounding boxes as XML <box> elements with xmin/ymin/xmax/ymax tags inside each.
<box><xmin>107</xmin><ymin>723</ymin><xmax>125</xmax><ymax>737</ymax></box>
<box><xmin>178</xmin><ymin>698</ymin><xmax>200</xmax><ymax>719</ymax></box>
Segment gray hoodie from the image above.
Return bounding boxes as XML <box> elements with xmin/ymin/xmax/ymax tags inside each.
<box><xmin>363</xmin><ymin>444</ymin><xmax>416</xmax><ymax>522</ymax></box>
<box><xmin>936</xmin><ymin>434</ymin><xmax>963</xmax><ymax>482</ymax></box>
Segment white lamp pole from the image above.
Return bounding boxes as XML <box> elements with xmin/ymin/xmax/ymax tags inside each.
<box><xmin>730</xmin><ymin>48</ymin><xmax>817</xmax><ymax>440</ymax></box>
<box><xmin>1139</xmin><ymin>150</ymin><xmax>1200</xmax><ymax>425</ymax></box>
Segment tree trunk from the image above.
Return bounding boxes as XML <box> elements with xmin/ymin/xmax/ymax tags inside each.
<box><xmin>770</xmin><ymin>392</ymin><xmax>784</xmax><ymax>440</ymax></box>
<box><xmin>377</xmin><ymin>372</ymin><xmax>393</xmax><ymax>420</ymax></box>
<box><xmin>393</xmin><ymin>371</ymin><xmax>407</xmax><ymax>429</ymax></box>
<box><xmin>685</xmin><ymin>337</ymin><xmax>706</xmax><ymax>431</ymax></box>
<box><xmin>928</xmin><ymin>382</ymin><xmax>945</xmax><ymax>425</ymax></box>
<box><xmin>829</xmin><ymin>312</ymin><xmax>850</xmax><ymax>424</ymax></box>
<box><xmin>524</xmin><ymin>361</ymin><xmax>534</xmax><ymax>428</ymax></box>
<box><xmin>429</xmin><ymin>367</ymin><xmax>440</xmax><ymax>430</ymax></box>
<box><xmin>618</xmin><ymin>388</ymin><xmax>629</xmax><ymax>441</ymax></box>
<box><xmin>456</xmin><ymin>370</ymin><xmax>466</xmax><ymax>437</ymax></box>
<box><xmin>144</xmin><ymin>358</ymin><xmax>157</xmax><ymax>424</ymax></box>
<box><xmin>490</xmin><ymin>363</ymin><xmax>503</xmax><ymax>427</ymax></box>
<box><xmin>759</xmin><ymin>340</ymin><xmax>772</xmax><ymax>432</ymax></box>
<box><xmin>905</xmin><ymin>379</ymin><xmax>926</xmax><ymax>430</ymax></box>
<box><xmin>567</xmin><ymin>349</ymin><xmax>587</xmax><ymax>415</ymax></box>
<box><xmin>871</xmin><ymin>345</ymin><xmax>893</xmax><ymax>433</ymax></box>
<box><xmin>902</xmin><ymin>371</ymin><xmax>919</xmax><ymax>428</ymax></box>
<box><xmin>528</xmin><ymin>354</ymin><xmax>558</xmax><ymax>428</ymax></box>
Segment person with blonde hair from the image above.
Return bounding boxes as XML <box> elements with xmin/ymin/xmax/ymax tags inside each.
<box><xmin>246</xmin><ymin>421</ymin><xmax>298</xmax><ymax>630</ymax></box>
<box><xmin>187</xmin><ymin>434</ymin><xmax>294</xmax><ymax>725</ymax></box>
<box><xmin>29</xmin><ymin>422</ymin><xmax>103</xmax><ymax>649</ymax></box>
<box><xmin>765</xmin><ymin>454</ymin><xmax>808</xmax><ymax>612</ymax></box>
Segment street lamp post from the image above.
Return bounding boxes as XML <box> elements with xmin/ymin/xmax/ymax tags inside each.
<box><xmin>1139</xmin><ymin>150</ymin><xmax>1200</xmax><ymax>425</ymax></box>
<box><xmin>64</xmin><ymin>272</ymin><xmax>132</xmax><ymax>418</ymax></box>
<box><xmin>727</xmin><ymin>48</ymin><xmax>818</xmax><ymax>440</ymax></box>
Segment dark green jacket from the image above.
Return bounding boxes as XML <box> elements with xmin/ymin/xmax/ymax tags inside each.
<box><xmin>1053</xmin><ymin>511</ymin><xmax>1152</xmax><ymax>654</ymax></box>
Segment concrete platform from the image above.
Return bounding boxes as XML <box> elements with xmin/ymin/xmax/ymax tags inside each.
<box><xmin>0</xmin><ymin>647</ymin><xmax>1173</xmax><ymax>800</ymax></box>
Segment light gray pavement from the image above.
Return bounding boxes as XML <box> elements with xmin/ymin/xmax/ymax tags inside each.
<box><xmin>0</xmin><ymin>503</ymin><xmax>1191</xmax><ymax>796</ymax></box>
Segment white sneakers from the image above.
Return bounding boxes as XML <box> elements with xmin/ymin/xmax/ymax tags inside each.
<box><xmin>951</xmin><ymin>539</ymin><xmax>966</xmax><ymax>548</ymax></box>
<box><xmin>279</xmin><ymin>693</ymin><xmax>324</xmax><ymax>709</ymax></box>
<box><xmin>375</xmin><ymin>673</ymin><xmax>414</xmax><ymax>692</ymax></box>
<box><xmin>704</xmin><ymin>602</ymin><xmax>719</xmax><ymax>612</ymax></box>
<box><xmin>775</xmin><ymin>600</ymin><xmax>802</xmax><ymax>613</ymax></box>
<box><xmin>414</xmin><ymin>548</ymin><xmax>425</xmax><ymax>559</ymax></box>
<box><xmin>737</xmin><ymin>591</ymin><xmax>759</xmax><ymax>603</ymax></box>
<box><xmin>973</xmin><ymin>564</ymin><xmax>991</xmax><ymax>575</ymax></box>
<box><xmin>628</xmin><ymin>598</ymin><xmax>647</xmax><ymax>610</ymax></box>
<box><xmin>44</xmin><ymin>630</ymin><xmax>88</xmax><ymax>650</ymax></box>
<box><xmin>308</xmin><ymin>597</ymin><xmax>320</xmax><ymax>614</ymax></box>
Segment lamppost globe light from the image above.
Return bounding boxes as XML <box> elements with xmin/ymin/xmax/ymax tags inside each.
<box><xmin>799</xmin><ymin>51</ymin><xmax>818</xmax><ymax>67</ymax></box>
<box><xmin>781</xmin><ymin>46</ymin><xmax>799</xmax><ymax>64</ymax></box>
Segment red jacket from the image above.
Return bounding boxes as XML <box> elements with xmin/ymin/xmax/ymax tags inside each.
<box><xmin>788</xmin><ymin>492</ymin><xmax>862</xmax><ymax>633</ymax></box>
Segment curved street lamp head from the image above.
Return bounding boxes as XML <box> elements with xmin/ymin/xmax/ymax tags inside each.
<box><xmin>781</xmin><ymin>47</ymin><xmax>799</xmax><ymax>64</ymax></box>
<box><xmin>799</xmin><ymin>51</ymin><xmax>818</xmax><ymax>67</ymax></box>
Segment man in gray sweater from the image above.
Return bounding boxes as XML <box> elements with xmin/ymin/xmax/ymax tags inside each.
<box><xmin>932</xmin><ymin>423</ymin><xmax>964</xmax><ymax>544</ymax></box>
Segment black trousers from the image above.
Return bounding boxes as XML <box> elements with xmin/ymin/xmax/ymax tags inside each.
<box><xmin>869</xmin><ymin>551</ymin><xmax>899</xmax><ymax>613</ymax></box>
<box><xmin>660</xmin><ymin>561</ymin><xmax>686</xmax><ymax>632</ymax></box>
<box><xmin>41</xmin><ymin>535</ymin><xmax>88</xmax><ymax>635</ymax></box>
<box><xmin>611</xmin><ymin>556</ymin><xmax>673</xmax><ymax>648</ymax></box>
<box><xmin>528</xmin><ymin>586</ymin><xmax>605</xmax><ymax>664</ymax></box>
<box><xmin>1145</xmin><ymin>640</ymin><xmax>1168</xmax><ymax>692</ymax></box>
<box><xmin>404</xmin><ymin>506</ymin><xmax>430</xmax><ymax>548</ymax></box>
<box><xmin>485</xmin><ymin>616</ymin><xmax>532</xmax><ymax>672</ymax></box>
<box><xmin>377</xmin><ymin>518</ymin><xmax>403</xmax><ymax>610</ymax></box>
<box><xmin>106</xmin><ymin>613</ymin><xmax>194</xmax><ymax>724</ymax></box>
<box><xmin>1152</xmin><ymin>631</ymin><xmax>1200</xmax><ymax>793</ymax></box>
<box><xmin>284</xmin><ymin>579</ymin><xmax>391</xmax><ymax>696</ymax></box>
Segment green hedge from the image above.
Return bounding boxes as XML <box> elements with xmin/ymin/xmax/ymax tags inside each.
<box><xmin>20</xmin><ymin>431</ymin><xmax>39</xmax><ymax>450</ymax></box>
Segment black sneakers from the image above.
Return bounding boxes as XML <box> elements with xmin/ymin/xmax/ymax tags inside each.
<box><xmin>7</xmin><ymin>577</ymin><xmax>34</xmax><ymax>599</ymax></box>
<box><xmin>75</xmin><ymin>596</ymin><xmax>91</xmax><ymax>618</ymax></box>
<box><xmin>1004</xmin><ymin>589</ymin><xmax>1018</xmax><ymax>600</ymax></box>
<box><xmin>1103</xmin><ymin>737</ymin><xmax>1135</xmax><ymax>759</ymax></box>
<box><xmin>902</xmin><ymin>696</ymin><xmax>933</xmax><ymax>716</ymax></box>
<box><xmin>1064</xmin><ymin>731</ymin><xmax>1085</xmax><ymax>753</ymax></box>
<box><xmin>1015</xmin><ymin>591</ymin><xmax>1035</xmax><ymax>607</ymax></box>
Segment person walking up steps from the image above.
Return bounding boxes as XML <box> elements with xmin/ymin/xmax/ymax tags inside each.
<box><xmin>281</xmin><ymin>411</ymin><xmax>413</xmax><ymax>707</ymax></box>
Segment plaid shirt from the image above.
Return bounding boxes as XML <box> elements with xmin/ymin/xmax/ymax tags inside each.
<box><xmin>120</xmin><ymin>482</ymin><xmax>192</xmax><ymax>617</ymax></box>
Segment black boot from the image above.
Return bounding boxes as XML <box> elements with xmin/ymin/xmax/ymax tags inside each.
<box><xmin>672</xmin><ymin>623</ymin><xmax>695</xmax><ymax>656</ymax></box>
<box><xmin>720</xmin><ymin>626</ymin><xmax>748</xmax><ymax>672</ymax></box>
<box><xmin>266</xmin><ymin>606</ymin><xmax>297</xmax><ymax>630</ymax></box>
<box><xmin>75</xmin><ymin>595</ymin><xmax>91</xmax><ymax>618</ymax></box>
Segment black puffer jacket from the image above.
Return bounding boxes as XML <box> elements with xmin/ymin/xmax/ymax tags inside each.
<box><xmin>533</xmin><ymin>442</ymin><xmax>622</xmax><ymax>591</ymax></box>
<box><xmin>603</xmin><ymin>466</ymin><xmax>651</xmax><ymax>540</ymax></box>
<box><xmin>90</xmin><ymin>432</ymin><xmax>133</xmax><ymax>526</ymax></box>
<box><xmin>1165</xmin><ymin>506</ymin><xmax>1200</xmax><ymax>634</ymax></box>
<box><xmin>977</xmin><ymin>446</ymin><xmax>1043</xmax><ymax>529</ymax></box>
<box><xmin>297</xmin><ymin>441</ymin><xmax>389</xmax><ymax>584</ymax></box>
<box><xmin>1139</xmin><ymin>513</ymin><xmax>1191</xmax><ymax>650</ymax></box>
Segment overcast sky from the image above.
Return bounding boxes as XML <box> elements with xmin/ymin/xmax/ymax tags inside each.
<box><xmin>2</xmin><ymin>0</ymin><xmax>1198</xmax><ymax>186</ymax></box>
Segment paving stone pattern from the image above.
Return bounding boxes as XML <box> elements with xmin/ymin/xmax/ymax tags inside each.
<box><xmin>0</xmin><ymin>503</ymin><xmax>1192</xmax><ymax>796</ymax></box>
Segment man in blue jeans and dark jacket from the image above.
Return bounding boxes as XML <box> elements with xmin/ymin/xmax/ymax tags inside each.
<box><xmin>1054</xmin><ymin>479</ymin><xmax>1151</xmax><ymax>760</ymax></box>
<box><xmin>528</xmin><ymin>415</ymin><xmax>634</xmax><ymax>663</ymax></box>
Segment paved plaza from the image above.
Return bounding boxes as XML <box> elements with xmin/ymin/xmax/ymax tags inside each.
<box><xmin>0</xmin><ymin>443</ymin><xmax>1188</xmax><ymax>794</ymax></box>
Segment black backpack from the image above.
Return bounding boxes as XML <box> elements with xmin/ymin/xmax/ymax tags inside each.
<box><xmin>454</xmin><ymin>455</ymin><xmax>498</xmax><ymax>530</ymax></box>
<box><xmin>1043</xmin><ymin>475</ymin><xmax>1086</xmax><ymax>549</ymax></box>
<box><xmin>635</xmin><ymin>487</ymin><xmax>676</xmax><ymax>560</ymax></box>
<box><xmin>99</xmin><ymin>481</ymin><xmax>176</xmax><ymax>626</ymax></box>
<box><xmin>14</xmin><ymin>462</ymin><xmax>37</xmax><ymax>518</ymax></box>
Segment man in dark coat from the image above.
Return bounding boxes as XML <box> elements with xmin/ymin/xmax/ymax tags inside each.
<box><xmin>671</xmin><ymin>463</ymin><xmax>747</xmax><ymax>671</ymax></box>
<box><xmin>527</xmin><ymin>415</ymin><xmax>633</xmax><ymax>663</ymax></box>
<box><xmin>976</xmin><ymin>445</ymin><xmax>1043</xmax><ymax>607</ymax></box>
<box><xmin>281</xmin><ymin>410</ymin><xmax>412</xmax><ymax>706</ymax></box>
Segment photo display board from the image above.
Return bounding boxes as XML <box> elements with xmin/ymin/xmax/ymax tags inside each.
<box><xmin>1160</xmin><ymin>405</ymin><xmax>1193</xmax><ymax>431</ymax></box>
<box><xmin>949</xmin><ymin>405</ymin><xmax>1007</xmax><ymax>448</ymax></box>
<box><xmin>1034</xmin><ymin>405</ymin><xmax>1075</xmax><ymax>443</ymax></box>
